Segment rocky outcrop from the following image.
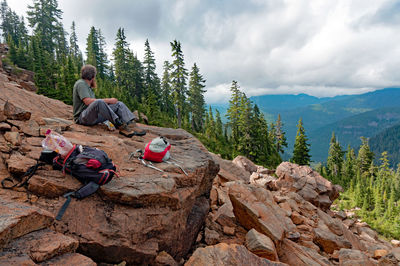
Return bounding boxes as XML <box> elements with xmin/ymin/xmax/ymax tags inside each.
<box><xmin>190</xmin><ymin>156</ymin><xmax>395</xmax><ymax>265</ymax></box>
<box><xmin>275</xmin><ymin>162</ymin><xmax>342</xmax><ymax>211</ymax></box>
<box><xmin>0</xmin><ymin>65</ymin><xmax>219</xmax><ymax>265</ymax></box>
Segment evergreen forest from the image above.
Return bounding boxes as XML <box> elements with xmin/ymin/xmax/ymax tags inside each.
<box><xmin>1</xmin><ymin>0</ymin><xmax>400</xmax><ymax>240</ymax></box>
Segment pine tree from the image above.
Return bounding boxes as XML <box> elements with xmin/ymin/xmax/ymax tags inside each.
<box><xmin>170</xmin><ymin>40</ymin><xmax>188</xmax><ymax>128</ymax></box>
<box><xmin>342</xmin><ymin>145</ymin><xmax>356</xmax><ymax>188</ymax></box>
<box><xmin>188</xmin><ymin>63</ymin><xmax>206</xmax><ymax>132</ymax></box>
<box><xmin>292</xmin><ymin>118</ymin><xmax>311</xmax><ymax>165</ymax></box>
<box><xmin>357</xmin><ymin>137</ymin><xmax>374</xmax><ymax>176</ymax></box>
<box><xmin>327</xmin><ymin>132</ymin><xmax>344</xmax><ymax>183</ymax></box>
<box><xmin>143</xmin><ymin>39</ymin><xmax>160</xmax><ymax>98</ymax></box>
<box><xmin>160</xmin><ymin>61</ymin><xmax>174</xmax><ymax>116</ymax></box>
<box><xmin>27</xmin><ymin>0</ymin><xmax>63</xmax><ymax>54</ymax></box>
<box><xmin>69</xmin><ymin>21</ymin><xmax>83</xmax><ymax>73</ymax></box>
<box><xmin>226</xmin><ymin>80</ymin><xmax>241</xmax><ymax>151</ymax></box>
<box><xmin>274</xmin><ymin>114</ymin><xmax>288</xmax><ymax>154</ymax></box>
<box><xmin>113</xmin><ymin>28</ymin><xmax>135</xmax><ymax>102</ymax></box>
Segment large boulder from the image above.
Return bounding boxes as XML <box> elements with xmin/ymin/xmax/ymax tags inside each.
<box><xmin>0</xmin><ymin>198</ymin><xmax>54</xmax><ymax>249</ymax></box>
<box><xmin>275</xmin><ymin>162</ymin><xmax>342</xmax><ymax>211</ymax></box>
<box><xmin>245</xmin><ymin>229</ymin><xmax>278</xmax><ymax>261</ymax></box>
<box><xmin>185</xmin><ymin>243</ymin><xmax>286</xmax><ymax>266</ymax></box>
<box><xmin>228</xmin><ymin>183</ymin><xmax>295</xmax><ymax>244</ymax></box>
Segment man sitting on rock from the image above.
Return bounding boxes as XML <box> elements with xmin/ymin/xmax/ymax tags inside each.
<box><xmin>73</xmin><ymin>64</ymin><xmax>145</xmax><ymax>137</ymax></box>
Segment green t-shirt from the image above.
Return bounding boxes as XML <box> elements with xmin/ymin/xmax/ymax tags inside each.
<box><xmin>72</xmin><ymin>79</ymin><xmax>95</xmax><ymax>122</ymax></box>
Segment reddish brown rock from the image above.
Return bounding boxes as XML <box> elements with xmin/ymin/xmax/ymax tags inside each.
<box><xmin>223</xmin><ymin>226</ymin><xmax>235</xmax><ymax>236</ymax></box>
<box><xmin>279</xmin><ymin>201</ymin><xmax>292</xmax><ymax>217</ymax></box>
<box><xmin>0</xmin><ymin>110</ymin><xmax>5</xmax><ymax>122</ymax></box>
<box><xmin>185</xmin><ymin>243</ymin><xmax>286</xmax><ymax>266</ymax></box>
<box><xmin>6</xmin><ymin>153</ymin><xmax>36</xmax><ymax>176</ymax></box>
<box><xmin>210</xmin><ymin>152</ymin><xmax>250</xmax><ymax>182</ymax></box>
<box><xmin>212</xmin><ymin>202</ymin><xmax>236</xmax><ymax>228</ymax></box>
<box><xmin>0</xmin><ymin>122</ymin><xmax>11</xmax><ymax>131</ymax></box>
<box><xmin>232</xmin><ymin>155</ymin><xmax>258</xmax><ymax>174</ymax></box>
<box><xmin>40</xmin><ymin>253</ymin><xmax>96</xmax><ymax>266</ymax></box>
<box><xmin>0</xmin><ymin>198</ymin><xmax>53</xmax><ymax>249</ymax></box>
<box><xmin>205</xmin><ymin>228</ymin><xmax>220</xmax><ymax>245</ymax></box>
<box><xmin>245</xmin><ymin>229</ymin><xmax>278</xmax><ymax>261</ymax></box>
<box><xmin>338</xmin><ymin>248</ymin><xmax>375</xmax><ymax>266</ymax></box>
<box><xmin>0</xmin><ymin>228</ymin><xmax>78</xmax><ymax>263</ymax></box>
<box><xmin>291</xmin><ymin>211</ymin><xmax>305</xmax><ymax>225</ymax></box>
<box><xmin>229</xmin><ymin>183</ymin><xmax>294</xmax><ymax>244</ymax></box>
<box><xmin>275</xmin><ymin>162</ymin><xmax>342</xmax><ymax>211</ymax></box>
<box><xmin>19</xmin><ymin>81</ymin><xmax>37</xmax><ymax>92</ymax></box>
<box><xmin>313</xmin><ymin>227</ymin><xmax>352</xmax><ymax>254</ymax></box>
<box><xmin>317</xmin><ymin>209</ymin><xmax>343</xmax><ymax>236</ymax></box>
<box><xmin>4</xmin><ymin>131</ymin><xmax>21</xmax><ymax>146</ymax></box>
<box><xmin>278</xmin><ymin>239</ymin><xmax>331</xmax><ymax>266</ymax></box>
<box><xmin>3</xmin><ymin>101</ymin><xmax>31</xmax><ymax>121</ymax></box>
<box><xmin>154</xmin><ymin>251</ymin><xmax>178</xmax><ymax>266</ymax></box>
<box><xmin>374</xmin><ymin>249</ymin><xmax>388</xmax><ymax>259</ymax></box>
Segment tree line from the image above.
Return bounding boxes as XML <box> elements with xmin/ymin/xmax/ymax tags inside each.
<box><xmin>319</xmin><ymin>134</ymin><xmax>400</xmax><ymax>238</ymax></box>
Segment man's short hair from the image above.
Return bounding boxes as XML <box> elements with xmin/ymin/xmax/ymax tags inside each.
<box><xmin>81</xmin><ymin>64</ymin><xmax>97</xmax><ymax>80</ymax></box>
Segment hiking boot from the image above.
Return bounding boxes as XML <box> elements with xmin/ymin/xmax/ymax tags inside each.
<box><xmin>118</xmin><ymin>121</ymin><xmax>146</xmax><ymax>137</ymax></box>
<box><xmin>114</xmin><ymin>118</ymin><xmax>124</xmax><ymax>129</ymax></box>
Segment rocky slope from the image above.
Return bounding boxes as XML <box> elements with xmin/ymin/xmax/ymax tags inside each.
<box><xmin>1</xmin><ymin>50</ymin><xmax>400</xmax><ymax>265</ymax></box>
<box><xmin>192</xmin><ymin>155</ymin><xmax>400</xmax><ymax>265</ymax></box>
<box><xmin>0</xmin><ymin>60</ymin><xmax>218</xmax><ymax>265</ymax></box>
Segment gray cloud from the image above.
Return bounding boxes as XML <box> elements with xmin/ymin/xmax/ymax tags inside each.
<box><xmin>7</xmin><ymin>0</ymin><xmax>400</xmax><ymax>103</ymax></box>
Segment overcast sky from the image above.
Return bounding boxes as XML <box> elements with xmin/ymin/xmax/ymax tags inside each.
<box><xmin>6</xmin><ymin>0</ymin><xmax>400</xmax><ymax>103</ymax></box>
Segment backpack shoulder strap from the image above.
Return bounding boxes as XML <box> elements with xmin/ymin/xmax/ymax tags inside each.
<box><xmin>55</xmin><ymin>181</ymin><xmax>100</xmax><ymax>221</ymax></box>
<box><xmin>1</xmin><ymin>162</ymin><xmax>45</xmax><ymax>189</ymax></box>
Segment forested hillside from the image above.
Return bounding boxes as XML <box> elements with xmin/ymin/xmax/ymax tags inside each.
<box><xmin>309</xmin><ymin>107</ymin><xmax>400</xmax><ymax>163</ymax></box>
<box><xmin>370</xmin><ymin>123</ymin><xmax>400</xmax><ymax>167</ymax></box>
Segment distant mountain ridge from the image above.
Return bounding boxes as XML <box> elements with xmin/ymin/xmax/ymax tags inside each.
<box><xmin>211</xmin><ymin>88</ymin><xmax>400</xmax><ymax>164</ymax></box>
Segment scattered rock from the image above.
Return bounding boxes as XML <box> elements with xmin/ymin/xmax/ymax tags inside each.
<box><xmin>245</xmin><ymin>229</ymin><xmax>278</xmax><ymax>261</ymax></box>
<box><xmin>39</xmin><ymin>253</ymin><xmax>96</xmax><ymax>266</ymax></box>
<box><xmin>0</xmin><ymin>122</ymin><xmax>11</xmax><ymax>131</ymax></box>
<box><xmin>0</xmin><ymin>228</ymin><xmax>78</xmax><ymax>263</ymax></box>
<box><xmin>275</xmin><ymin>162</ymin><xmax>342</xmax><ymax>211</ymax></box>
<box><xmin>4</xmin><ymin>131</ymin><xmax>21</xmax><ymax>146</ymax></box>
<box><xmin>3</xmin><ymin>101</ymin><xmax>31</xmax><ymax>121</ymax></box>
<box><xmin>338</xmin><ymin>248</ymin><xmax>375</xmax><ymax>266</ymax></box>
<box><xmin>223</xmin><ymin>226</ymin><xmax>235</xmax><ymax>236</ymax></box>
<box><xmin>229</xmin><ymin>183</ymin><xmax>291</xmax><ymax>243</ymax></box>
<box><xmin>6</xmin><ymin>153</ymin><xmax>36</xmax><ymax>176</ymax></box>
<box><xmin>0</xmin><ymin>198</ymin><xmax>53</xmax><ymax>249</ymax></box>
<box><xmin>313</xmin><ymin>227</ymin><xmax>352</xmax><ymax>254</ymax></box>
<box><xmin>334</xmin><ymin>210</ymin><xmax>347</xmax><ymax>220</ymax></box>
<box><xmin>391</xmin><ymin>239</ymin><xmax>400</xmax><ymax>247</ymax></box>
<box><xmin>232</xmin><ymin>155</ymin><xmax>258</xmax><ymax>174</ymax></box>
<box><xmin>185</xmin><ymin>243</ymin><xmax>285</xmax><ymax>266</ymax></box>
<box><xmin>154</xmin><ymin>251</ymin><xmax>178</xmax><ymax>266</ymax></box>
<box><xmin>205</xmin><ymin>228</ymin><xmax>220</xmax><ymax>245</ymax></box>
<box><xmin>373</xmin><ymin>249</ymin><xmax>388</xmax><ymax>259</ymax></box>
<box><xmin>278</xmin><ymin>239</ymin><xmax>331</xmax><ymax>266</ymax></box>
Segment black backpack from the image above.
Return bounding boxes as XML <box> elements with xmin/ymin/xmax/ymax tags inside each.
<box><xmin>53</xmin><ymin>145</ymin><xmax>117</xmax><ymax>185</ymax></box>
<box><xmin>53</xmin><ymin>145</ymin><xmax>118</xmax><ymax>220</ymax></box>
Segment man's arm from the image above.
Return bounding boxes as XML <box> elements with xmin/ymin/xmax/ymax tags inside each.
<box><xmin>83</xmin><ymin>97</ymin><xmax>118</xmax><ymax>106</ymax></box>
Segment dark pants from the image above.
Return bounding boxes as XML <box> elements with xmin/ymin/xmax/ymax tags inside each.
<box><xmin>78</xmin><ymin>100</ymin><xmax>135</xmax><ymax>126</ymax></box>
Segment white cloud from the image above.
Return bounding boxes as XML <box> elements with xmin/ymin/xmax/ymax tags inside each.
<box><xmin>6</xmin><ymin>0</ymin><xmax>400</xmax><ymax>102</ymax></box>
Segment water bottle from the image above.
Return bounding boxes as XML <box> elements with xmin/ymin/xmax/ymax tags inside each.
<box><xmin>41</xmin><ymin>129</ymin><xmax>74</xmax><ymax>156</ymax></box>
